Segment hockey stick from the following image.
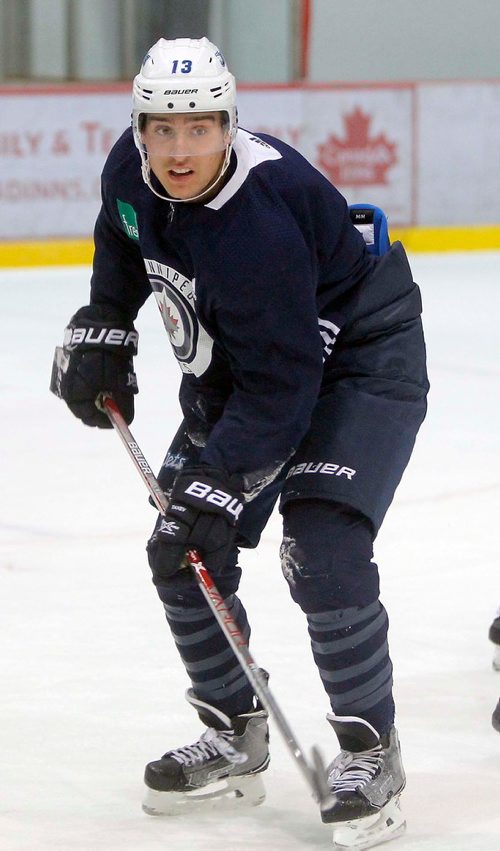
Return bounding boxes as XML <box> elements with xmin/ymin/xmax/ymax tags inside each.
<box><xmin>96</xmin><ymin>393</ymin><xmax>331</xmax><ymax>806</ymax></box>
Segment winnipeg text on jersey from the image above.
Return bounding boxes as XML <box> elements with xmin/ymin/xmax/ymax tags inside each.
<box><xmin>144</xmin><ymin>258</ymin><xmax>214</xmax><ymax>376</ymax></box>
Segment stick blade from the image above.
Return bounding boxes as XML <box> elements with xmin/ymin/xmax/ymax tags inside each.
<box><xmin>310</xmin><ymin>745</ymin><xmax>335</xmax><ymax>808</ymax></box>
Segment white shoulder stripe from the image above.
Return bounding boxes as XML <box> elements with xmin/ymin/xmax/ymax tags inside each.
<box><xmin>205</xmin><ymin>129</ymin><xmax>282</xmax><ymax>210</ymax></box>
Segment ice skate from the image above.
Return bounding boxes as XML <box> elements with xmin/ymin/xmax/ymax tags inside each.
<box><xmin>488</xmin><ymin>612</ymin><xmax>500</xmax><ymax>671</ymax></box>
<box><xmin>492</xmin><ymin>699</ymin><xmax>500</xmax><ymax>732</ymax></box>
<box><xmin>142</xmin><ymin>688</ymin><xmax>269</xmax><ymax>815</ymax></box>
<box><xmin>321</xmin><ymin>716</ymin><xmax>406</xmax><ymax>850</ymax></box>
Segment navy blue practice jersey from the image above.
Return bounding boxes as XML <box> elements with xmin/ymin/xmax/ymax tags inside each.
<box><xmin>90</xmin><ymin>126</ymin><xmax>411</xmax><ymax>495</ymax></box>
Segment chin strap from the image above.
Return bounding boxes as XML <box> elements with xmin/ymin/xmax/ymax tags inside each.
<box><xmin>139</xmin><ymin>145</ymin><xmax>232</xmax><ymax>204</ymax></box>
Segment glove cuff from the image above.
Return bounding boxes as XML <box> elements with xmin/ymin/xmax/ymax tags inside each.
<box><xmin>64</xmin><ymin>304</ymin><xmax>139</xmax><ymax>356</ymax></box>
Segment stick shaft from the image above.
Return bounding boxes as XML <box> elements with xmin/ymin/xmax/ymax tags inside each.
<box><xmin>98</xmin><ymin>393</ymin><xmax>324</xmax><ymax>801</ymax></box>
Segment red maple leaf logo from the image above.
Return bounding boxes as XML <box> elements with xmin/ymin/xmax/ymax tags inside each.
<box><xmin>316</xmin><ymin>107</ymin><xmax>397</xmax><ymax>186</ymax></box>
<box><xmin>159</xmin><ymin>298</ymin><xmax>179</xmax><ymax>340</ymax></box>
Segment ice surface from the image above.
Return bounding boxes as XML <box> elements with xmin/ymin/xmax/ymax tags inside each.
<box><xmin>1</xmin><ymin>252</ymin><xmax>500</xmax><ymax>850</ymax></box>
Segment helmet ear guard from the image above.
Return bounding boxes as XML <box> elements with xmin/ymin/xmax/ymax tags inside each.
<box><xmin>131</xmin><ymin>37</ymin><xmax>238</xmax><ymax>201</ymax></box>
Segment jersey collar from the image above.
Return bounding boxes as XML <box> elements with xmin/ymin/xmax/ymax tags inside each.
<box><xmin>205</xmin><ymin>129</ymin><xmax>282</xmax><ymax>211</ymax></box>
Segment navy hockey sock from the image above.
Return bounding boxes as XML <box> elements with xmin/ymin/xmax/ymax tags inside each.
<box><xmin>281</xmin><ymin>499</ymin><xmax>394</xmax><ymax>734</ymax></box>
<box><xmin>307</xmin><ymin>602</ymin><xmax>394</xmax><ymax>734</ymax></box>
<box><xmin>162</xmin><ymin>594</ymin><xmax>255</xmax><ymax>718</ymax></box>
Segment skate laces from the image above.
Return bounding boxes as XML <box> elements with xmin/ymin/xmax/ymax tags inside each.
<box><xmin>328</xmin><ymin>745</ymin><xmax>383</xmax><ymax>793</ymax></box>
<box><xmin>168</xmin><ymin>727</ymin><xmax>248</xmax><ymax>768</ymax></box>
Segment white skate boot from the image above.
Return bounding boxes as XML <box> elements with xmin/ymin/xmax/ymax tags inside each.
<box><xmin>143</xmin><ymin>688</ymin><xmax>269</xmax><ymax>815</ymax></box>
<box><xmin>321</xmin><ymin>716</ymin><xmax>406</xmax><ymax>850</ymax></box>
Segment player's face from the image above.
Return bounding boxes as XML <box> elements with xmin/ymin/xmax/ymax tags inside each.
<box><xmin>141</xmin><ymin>112</ymin><xmax>229</xmax><ymax>200</ymax></box>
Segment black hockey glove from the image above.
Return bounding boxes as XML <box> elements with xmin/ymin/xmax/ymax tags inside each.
<box><xmin>50</xmin><ymin>304</ymin><xmax>138</xmax><ymax>427</ymax></box>
<box><xmin>146</xmin><ymin>466</ymin><xmax>245</xmax><ymax>581</ymax></box>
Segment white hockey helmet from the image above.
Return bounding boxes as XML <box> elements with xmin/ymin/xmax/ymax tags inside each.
<box><xmin>132</xmin><ymin>37</ymin><xmax>237</xmax><ymax>201</ymax></box>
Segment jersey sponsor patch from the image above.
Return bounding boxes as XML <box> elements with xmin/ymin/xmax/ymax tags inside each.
<box><xmin>117</xmin><ymin>199</ymin><xmax>139</xmax><ymax>241</ymax></box>
<box><xmin>144</xmin><ymin>258</ymin><xmax>214</xmax><ymax>377</ymax></box>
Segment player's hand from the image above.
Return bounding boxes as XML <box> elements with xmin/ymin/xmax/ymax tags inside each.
<box><xmin>50</xmin><ymin>304</ymin><xmax>138</xmax><ymax>427</ymax></box>
<box><xmin>147</xmin><ymin>466</ymin><xmax>245</xmax><ymax>580</ymax></box>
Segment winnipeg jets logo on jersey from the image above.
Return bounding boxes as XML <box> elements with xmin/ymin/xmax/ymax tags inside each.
<box><xmin>144</xmin><ymin>259</ymin><xmax>213</xmax><ymax>377</ymax></box>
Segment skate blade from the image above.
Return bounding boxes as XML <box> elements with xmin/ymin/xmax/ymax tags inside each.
<box><xmin>142</xmin><ymin>772</ymin><xmax>266</xmax><ymax>816</ymax></box>
<box><xmin>492</xmin><ymin>645</ymin><xmax>500</xmax><ymax>671</ymax></box>
<box><xmin>331</xmin><ymin>798</ymin><xmax>406</xmax><ymax>850</ymax></box>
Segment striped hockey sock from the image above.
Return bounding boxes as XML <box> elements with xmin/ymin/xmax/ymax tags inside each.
<box><xmin>163</xmin><ymin>594</ymin><xmax>255</xmax><ymax>718</ymax></box>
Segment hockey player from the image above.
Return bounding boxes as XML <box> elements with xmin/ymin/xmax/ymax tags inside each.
<box><xmin>489</xmin><ymin>609</ymin><xmax>500</xmax><ymax>672</ymax></box>
<box><xmin>52</xmin><ymin>37</ymin><xmax>429</xmax><ymax>849</ymax></box>
<box><xmin>492</xmin><ymin>700</ymin><xmax>500</xmax><ymax>733</ymax></box>
<box><xmin>488</xmin><ymin>610</ymin><xmax>500</xmax><ymax>731</ymax></box>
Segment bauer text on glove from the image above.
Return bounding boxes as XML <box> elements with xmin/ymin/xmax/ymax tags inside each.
<box><xmin>50</xmin><ymin>303</ymin><xmax>138</xmax><ymax>427</ymax></box>
<box><xmin>146</xmin><ymin>466</ymin><xmax>245</xmax><ymax>581</ymax></box>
